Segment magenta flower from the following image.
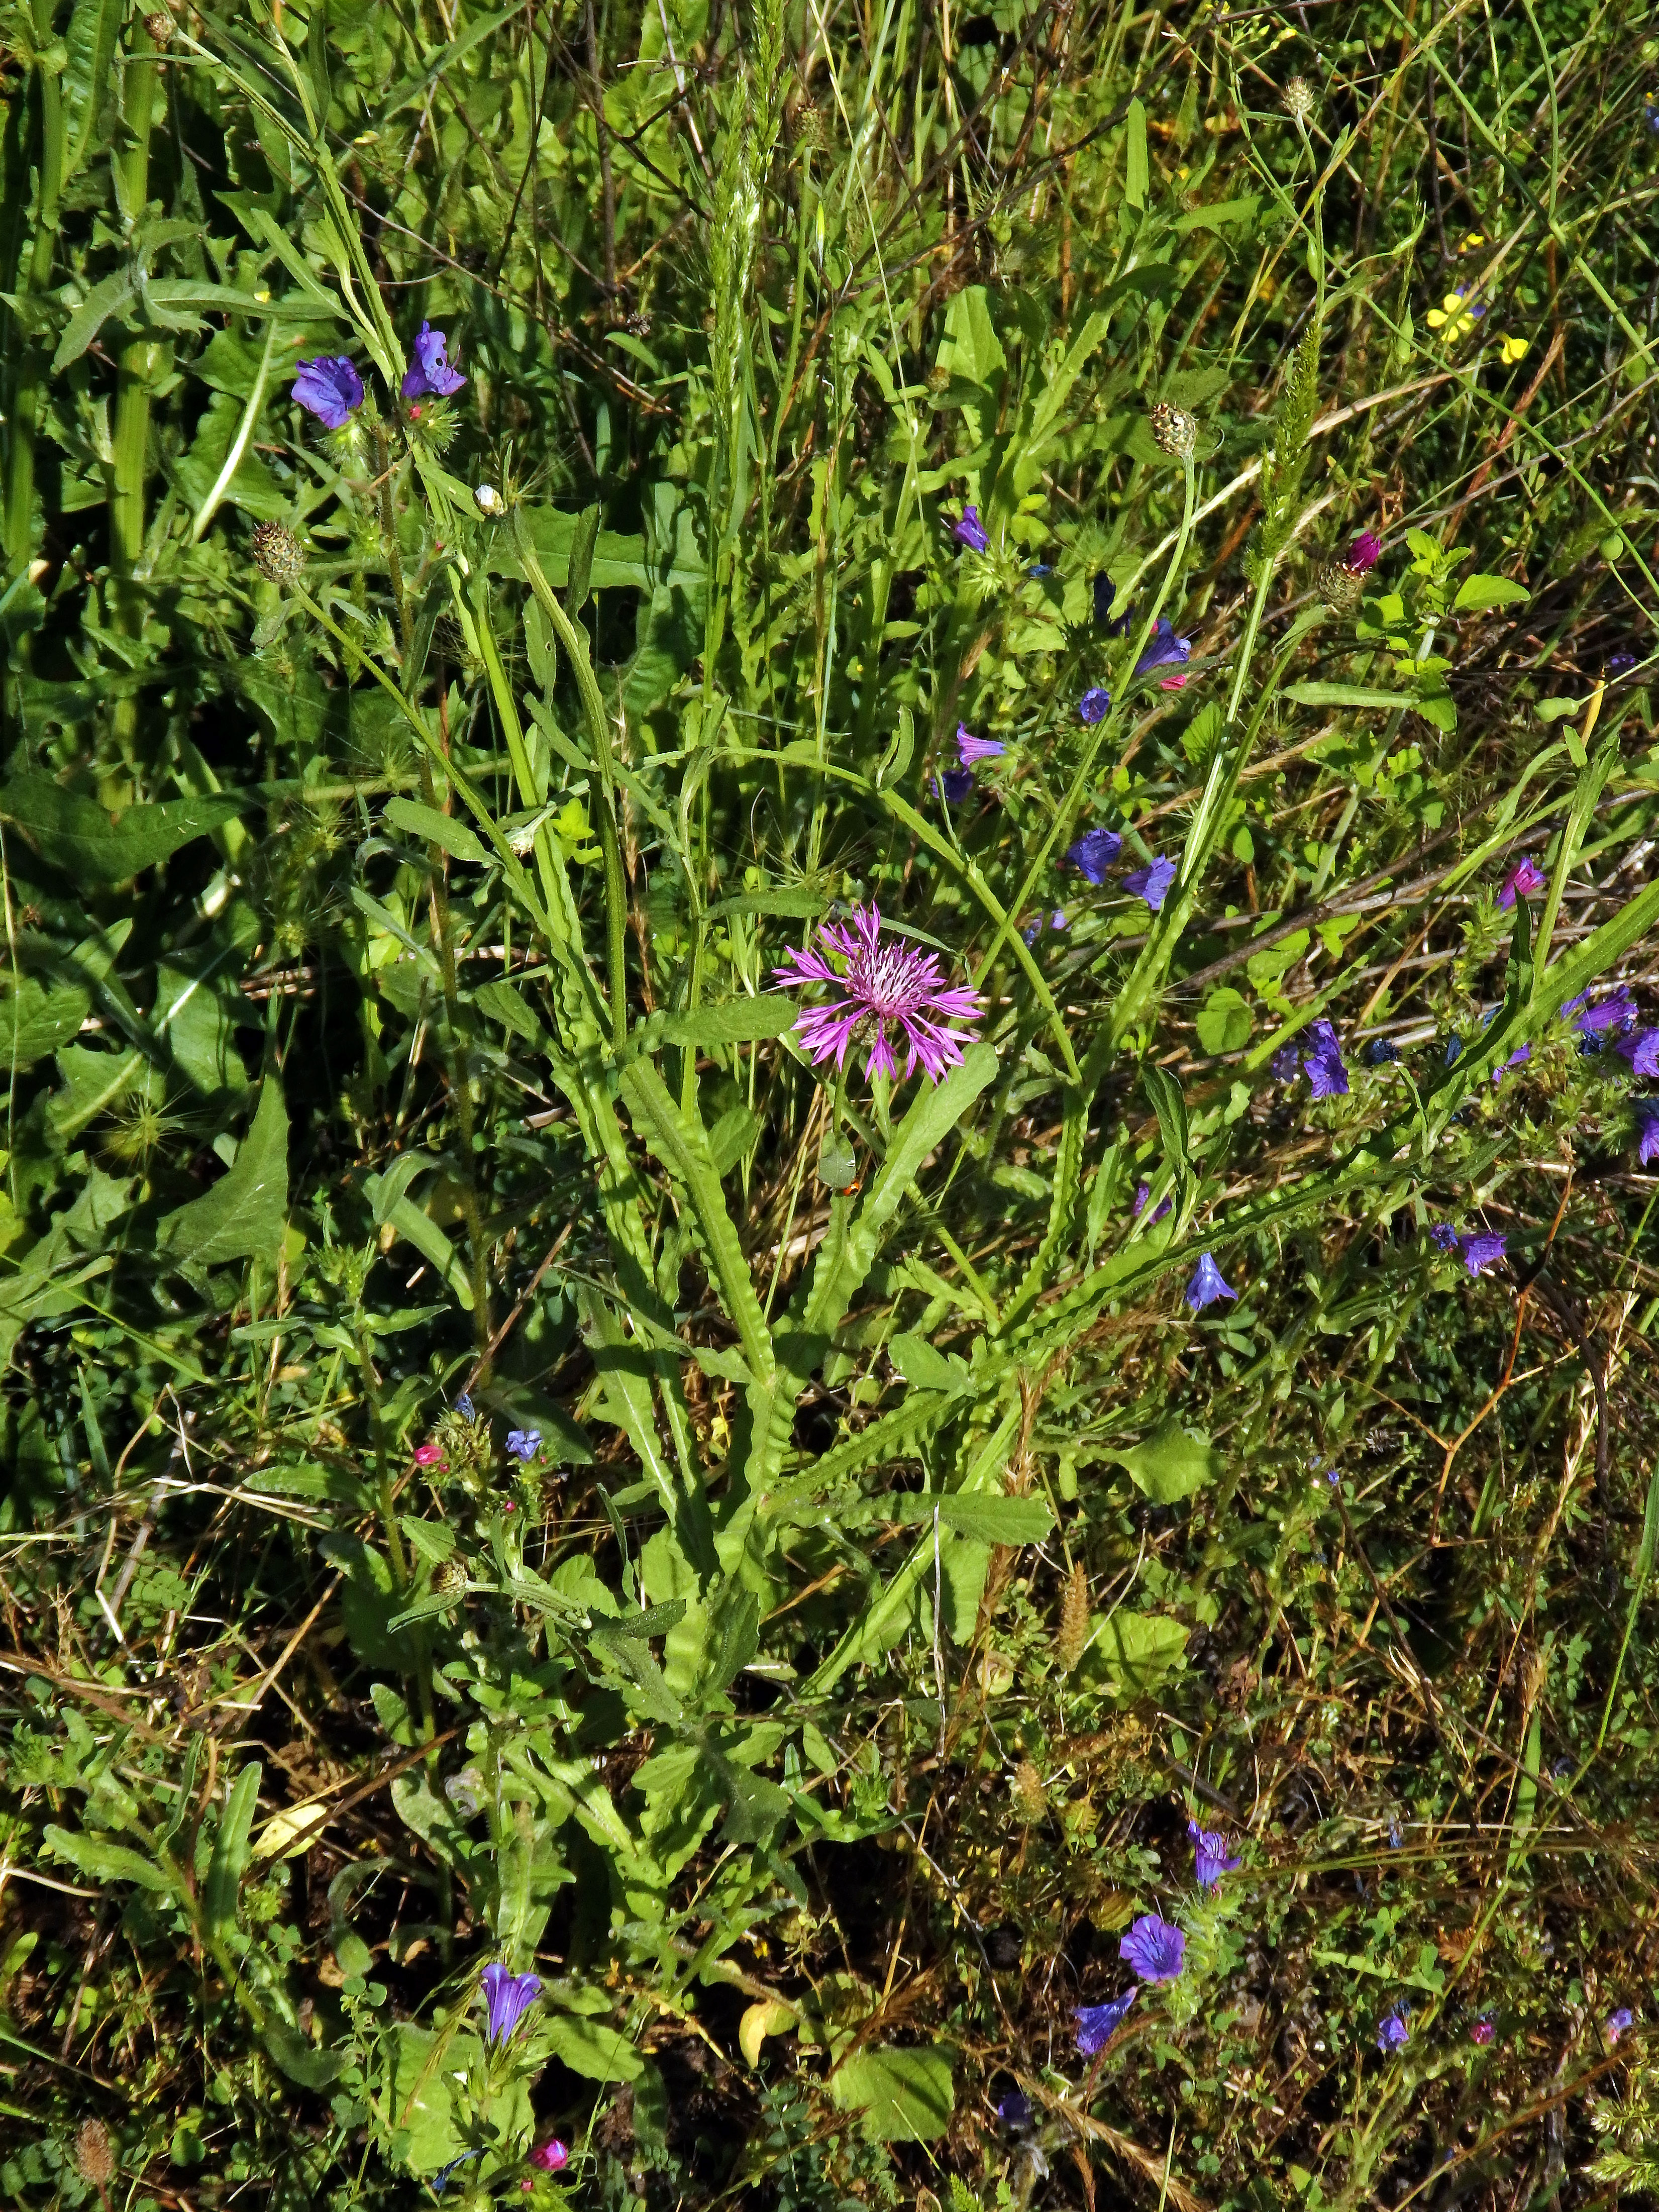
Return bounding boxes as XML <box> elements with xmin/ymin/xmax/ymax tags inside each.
<box><xmin>1639</xmin><ymin>1108</ymin><xmax>1659</xmax><ymax>1166</ymax></box>
<box><xmin>1124</xmin><ymin>855</ymin><xmax>1177</xmax><ymax>912</ymax></box>
<box><xmin>1620</xmin><ymin>1029</ymin><xmax>1659</xmax><ymax>1078</ymax></box>
<box><xmin>1133</xmin><ymin>619</ymin><xmax>1191</xmax><ymax>679</ymax></box>
<box><xmin>1471</xmin><ymin>2017</ymin><xmax>1495</xmax><ymax>2046</ymax></box>
<box><xmin>1188</xmin><ymin>1819</ymin><xmax>1241</xmax><ymax>1887</ymax></box>
<box><xmin>954</xmin><ymin>505</ymin><xmax>990</xmax><ymax>552</ymax></box>
<box><xmin>1377</xmin><ymin>2005</ymin><xmax>1410</xmax><ymax>2053</ymax></box>
<box><xmin>1499</xmin><ymin>856</ymin><xmax>1546</xmax><ymax>908</ymax></box>
<box><xmin>956</xmin><ymin>725</ymin><xmax>1005</xmax><ymax>766</ymax></box>
<box><xmin>412</xmin><ymin>1441</ymin><xmax>445</xmax><ymax>1467</ymax></box>
<box><xmin>401</xmin><ymin>323</ymin><xmax>466</xmax><ymax>400</ymax></box>
<box><xmin>1075</xmin><ymin>1989</ymin><xmax>1137</xmax><ymax>2052</ymax></box>
<box><xmin>774</xmin><ymin>903</ymin><xmax>982</xmax><ymax>1086</ymax></box>
<box><xmin>1345</xmin><ymin>532</ymin><xmax>1382</xmax><ymax>572</ymax></box>
<box><xmin>293</xmin><ymin>355</ymin><xmax>364</xmax><ymax>429</ymax></box>
<box><xmin>1460</xmin><ymin>1233</ymin><xmax>1507</xmax><ymax>1277</ymax></box>
<box><xmin>480</xmin><ymin>1962</ymin><xmax>541</xmax><ymax>2046</ymax></box>
<box><xmin>1066</xmin><ymin>827</ymin><xmax>1122</xmax><ymax>882</ymax></box>
<box><xmin>1119</xmin><ymin>1915</ymin><xmax>1186</xmax><ymax>1983</ymax></box>
<box><xmin>530</xmin><ymin>2141</ymin><xmax>569</xmax><ymax>2173</ymax></box>
<box><xmin>1079</xmin><ymin>686</ymin><xmax>1112</xmax><ymax>724</ymax></box>
<box><xmin>1185</xmin><ymin>1253</ymin><xmax>1236</xmax><ymax>1311</ymax></box>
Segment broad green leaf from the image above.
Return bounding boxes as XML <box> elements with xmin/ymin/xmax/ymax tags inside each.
<box><xmin>1123</xmin><ymin>97</ymin><xmax>1150</xmax><ymax>209</ymax></box>
<box><xmin>204</xmin><ymin>1762</ymin><xmax>263</xmax><ymax>1935</ymax></box>
<box><xmin>1099</xmin><ymin>1611</ymin><xmax>1189</xmax><ymax>1696</ymax></box>
<box><xmin>262</xmin><ymin>2021</ymin><xmax>345</xmax><ymax>2087</ymax></box>
<box><xmin>887</xmin><ymin>1333</ymin><xmax>972</xmax><ymax>1394</ymax></box>
<box><xmin>155</xmin><ymin>1081</ymin><xmax>289</xmax><ymax>1274</ymax></box>
<box><xmin>383</xmin><ymin>797</ymin><xmax>489</xmax><ymax>865</ymax></box>
<box><xmin>543</xmin><ymin>2012</ymin><xmax>644</xmax><ymax>2083</ymax></box>
<box><xmin>892</xmin><ymin>1492</ymin><xmax>1055</xmax><ymax>1545</ymax></box>
<box><xmin>0</xmin><ymin>978</ymin><xmax>90</xmax><ymax>1070</ymax></box>
<box><xmin>0</xmin><ymin>775</ymin><xmax>246</xmax><ymax>881</ymax></box>
<box><xmin>830</xmin><ymin>2046</ymin><xmax>955</xmax><ymax>2140</ymax></box>
<box><xmin>1285</xmin><ymin>683</ymin><xmax>1418</xmax><ymax>711</ymax></box>
<box><xmin>43</xmin><ymin>1824</ymin><xmax>172</xmax><ymax>1892</ymax></box>
<box><xmin>1104</xmin><ymin>1422</ymin><xmax>1223</xmax><ymax>1502</ymax></box>
<box><xmin>651</xmin><ymin>996</ymin><xmax>797</xmax><ymax>1048</ymax></box>
<box><xmin>50</xmin><ymin>264</ymin><xmax>139</xmax><ymax>372</ymax></box>
<box><xmin>1195</xmin><ymin>986</ymin><xmax>1252</xmax><ymax>1055</ymax></box>
<box><xmin>1453</xmin><ymin>573</ymin><xmax>1529</xmax><ymax>612</ymax></box>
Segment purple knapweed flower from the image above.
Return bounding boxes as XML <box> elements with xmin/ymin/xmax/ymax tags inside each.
<box><xmin>954</xmin><ymin>505</ymin><xmax>990</xmax><ymax>552</ymax></box>
<box><xmin>1270</xmin><ymin>1044</ymin><xmax>1300</xmax><ymax>1081</ymax></box>
<box><xmin>1429</xmin><ymin>1222</ymin><xmax>1461</xmax><ymax>1252</ymax></box>
<box><xmin>1124</xmin><ymin>855</ymin><xmax>1177</xmax><ymax>912</ymax></box>
<box><xmin>1133</xmin><ymin>1183</ymin><xmax>1173</xmax><ymax>1225</ymax></box>
<box><xmin>530</xmin><ymin>2142</ymin><xmax>569</xmax><ymax>2173</ymax></box>
<box><xmin>938</xmin><ymin>768</ymin><xmax>975</xmax><ymax>806</ymax></box>
<box><xmin>1075</xmin><ymin>1989</ymin><xmax>1138</xmax><ymax>2052</ymax></box>
<box><xmin>1377</xmin><ymin>2005</ymin><xmax>1410</xmax><ymax>2053</ymax></box>
<box><xmin>1345</xmin><ymin>532</ymin><xmax>1382</xmax><ymax>572</ymax></box>
<box><xmin>1065</xmin><ymin>827</ymin><xmax>1122</xmax><ymax>882</ymax></box>
<box><xmin>1608</xmin><ymin>2007</ymin><xmax>1636</xmax><ymax>2044</ymax></box>
<box><xmin>505</xmin><ymin>1429</ymin><xmax>541</xmax><ymax>1461</ymax></box>
<box><xmin>293</xmin><ymin>355</ymin><xmax>364</xmax><ymax>429</ymax></box>
<box><xmin>1133</xmin><ymin>618</ymin><xmax>1192</xmax><ymax>679</ymax></box>
<box><xmin>1185</xmin><ymin>1253</ymin><xmax>1236</xmax><ymax>1312</ymax></box>
<box><xmin>1620</xmin><ymin>1029</ymin><xmax>1659</xmax><ymax>1079</ymax></box>
<box><xmin>455</xmin><ymin>1392</ymin><xmax>475</xmax><ymax>1419</ymax></box>
<box><xmin>480</xmin><ymin>1962</ymin><xmax>541</xmax><ymax>2046</ymax></box>
<box><xmin>1639</xmin><ymin>1108</ymin><xmax>1659</xmax><ymax>1166</ymax></box>
<box><xmin>997</xmin><ymin>2089</ymin><xmax>1032</xmax><ymax>2127</ymax></box>
<box><xmin>1471</xmin><ymin>2017</ymin><xmax>1495</xmax><ymax>2046</ymax></box>
<box><xmin>957</xmin><ymin>725</ymin><xmax>1005</xmax><ymax>766</ymax></box>
<box><xmin>1188</xmin><ymin>1819</ymin><xmax>1242</xmax><ymax>1887</ymax></box>
<box><xmin>1499</xmin><ymin>856</ymin><xmax>1546</xmax><ymax>908</ymax></box>
<box><xmin>1460</xmin><ymin>1233</ymin><xmax>1507</xmax><ymax>1277</ymax></box>
<box><xmin>774</xmin><ymin>902</ymin><xmax>982</xmax><ymax>1086</ymax></box>
<box><xmin>1079</xmin><ymin>686</ymin><xmax>1112</xmax><ymax>724</ymax></box>
<box><xmin>402</xmin><ymin>323</ymin><xmax>466</xmax><ymax>400</ymax></box>
<box><xmin>1120</xmin><ymin>1915</ymin><xmax>1186</xmax><ymax>1984</ymax></box>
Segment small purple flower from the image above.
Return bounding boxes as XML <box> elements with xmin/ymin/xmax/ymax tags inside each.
<box><xmin>957</xmin><ymin>725</ymin><xmax>1005</xmax><ymax>766</ymax></box>
<box><xmin>1620</xmin><ymin>1028</ymin><xmax>1659</xmax><ymax>1079</ymax></box>
<box><xmin>1608</xmin><ymin>2007</ymin><xmax>1636</xmax><ymax>2045</ymax></box>
<box><xmin>401</xmin><ymin>323</ymin><xmax>466</xmax><ymax>400</ymax></box>
<box><xmin>1303</xmin><ymin>1019</ymin><xmax>1349</xmax><ymax>1099</ymax></box>
<box><xmin>1075</xmin><ymin>1989</ymin><xmax>1137</xmax><ymax>2052</ymax></box>
<box><xmin>1185</xmin><ymin>1253</ymin><xmax>1236</xmax><ymax>1312</ymax></box>
<box><xmin>775</xmin><ymin>901</ymin><xmax>982</xmax><ymax>1086</ymax></box>
<box><xmin>1367</xmin><ymin>1038</ymin><xmax>1400</xmax><ymax>1064</ymax></box>
<box><xmin>1569</xmin><ymin>987</ymin><xmax>1638</xmax><ymax>1041</ymax></box>
<box><xmin>1021</xmin><ymin>909</ymin><xmax>1068</xmax><ymax>945</ymax></box>
<box><xmin>1133</xmin><ymin>618</ymin><xmax>1192</xmax><ymax>679</ymax></box>
<box><xmin>1345</xmin><ymin>532</ymin><xmax>1382</xmax><ymax>572</ymax></box>
<box><xmin>1188</xmin><ymin>1819</ymin><xmax>1242</xmax><ymax>1887</ymax></box>
<box><xmin>292</xmin><ymin>355</ymin><xmax>364</xmax><ymax>429</ymax></box>
<box><xmin>1638</xmin><ymin>1108</ymin><xmax>1659</xmax><ymax>1166</ymax></box>
<box><xmin>1124</xmin><ymin>855</ymin><xmax>1177</xmax><ymax>912</ymax></box>
<box><xmin>1429</xmin><ymin>1222</ymin><xmax>1461</xmax><ymax>1252</ymax></box>
<box><xmin>1610</xmin><ymin>651</ymin><xmax>1637</xmax><ymax>671</ymax></box>
<box><xmin>1492</xmin><ymin>1044</ymin><xmax>1530</xmax><ymax>1085</ymax></box>
<box><xmin>1120</xmin><ymin>1915</ymin><xmax>1186</xmax><ymax>1984</ymax></box>
<box><xmin>1270</xmin><ymin>1044</ymin><xmax>1300</xmax><ymax>1081</ymax></box>
<box><xmin>1133</xmin><ymin>1183</ymin><xmax>1172</xmax><ymax>1225</ymax></box>
<box><xmin>938</xmin><ymin>768</ymin><xmax>975</xmax><ymax>806</ymax></box>
<box><xmin>480</xmin><ymin>1961</ymin><xmax>541</xmax><ymax>2045</ymax></box>
<box><xmin>953</xmin><ymin>505</ymin><xmax>990</xmax><ymax>552</ymax></box>
<box><xmin>997</xmin><ymin>2089</ymin><xmax>1032</xmax><ymax>2127</ymax></box>
<box><xmin>1377</xmin><ymin>2005</ymin><xmax>1410</xmax><ymax>2053</ymax></box>
<box><xmin>1471</xmin><ymin>2017</ymin><xmax>1495</xmax><ymax>2046</ymax></box>
<box><xmin>1499</xmin><ymin>856</ymin><xmax>1546</xmax><ymax>908</ymax></box>
<box><xmin>1079</xmin><ymin>686</ymin><xmax>1112</xmax><ymax>724</ymax></box>
<box><xmin>1444</xmin><ymin>1034</ymin><xmax>1464</xmax><ymax>1066</ymax></box>
<box><xmin>505</xmin><ymin>1429</ymin><xmax>541</xmax><ymax>1461</ymax></box>
<box><xmin>1460</xmin><ymin>1233</ymin><xmax>1507</xmax><ymax>1277</ymax></box>
<box><xmin>1026</xmin><ymin>563</ymin><xmax>1053</xmax><ymax>578</ymax></box>
<box><xmin>455</xmin><ymin>1392</ymin><xmax>475</xmax><ymax>1420</ymax></box>
<box><xmin>1065</xmin><ymin>827</ymin><xmax>1122</xmax><ymax>882</ymax></box>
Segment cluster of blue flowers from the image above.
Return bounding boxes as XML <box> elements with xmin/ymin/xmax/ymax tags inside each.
<box><xmin>292</xmin><ymin>321</ymin><xmax>466</xmax><ymax>429</ymax></box>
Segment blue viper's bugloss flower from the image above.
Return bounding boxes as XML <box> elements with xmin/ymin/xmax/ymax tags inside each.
<box><xmin>1066</xmin><ymin>827</ymin><xmax>1122</xmax><ymax>881</ymax></box>
<box><xmin>1500</xmin><ymin>856</ymin><xmax>1546</xmax><ymax>908</ymax></box>
<box><xmin>1124</xmin><ymin>855</ymin><xmax>1177</xmax><ymax>912</ymax></box>
<box><xmin>1188</xmin><ymin>1819</ymin><xmax>1242</xmax><ymax>1887</ymax></box>
<box><xmin>1133</xmin><ymin>1182</ymin><xmax>1172</xmax><ymax>1224</ymax></box>
<box><xmin>1493</xmin><ymin>1044</ymin><xmax>1531</xmax><ymax>1084</ymax></box>
<box><xmin>997</xmin><ymin>2089</ymin><xmax>1033</xmax><ymax>2127</ymax></box>
<box><xmin>957</xmin><ymin>725</ymin><xmax>1005</xmax><ymax>766</ymax></box>
<box><xmin>954</xmin><ymin>505</ymin><xmax>990</xmax><ymax>552</ymax></box>
<box><xmin>1610</xmin><ymin>651</ymin><xmax>1638</xmax><ymax>670</ymax></box>
<box><xmin>1079</xmin><ymin>686</ymin><xmax>1112</xmax><ymax>724</ymax></box>
<box><xmin>505</xmin><ymin>1429</ymin><xmax>541</xmax><ymax>1462</ymax></box>
<box><xmin>480</xmin><ymin>1962</ymin><xmax>541</xmax><ymax>2045</ymax></box>
<box><xmin>1566</xmin><ymin>986</ymin><xmax>1637</xmax><ymax>1038</ymax></box>
<box><xmin>455</xmin><ymin>1392</ymin><xmax>475</xmax><ymax>1420</ymax></box>
<box><xmin>1608</xmin><ymin>2007</ymin><xmax>1636</xmax><ymax>2044</ymax></box>
<box><xmin>1133</xmin><ymin>618</ymin><xmax>1192</xmax><ymax>678</ymax></box>
<box><xmin>402</xmin><ymin>323</ymin><xmax>466</xmax><ymax>399</ymax></box>
<box><xmin>1639</xmin><ymin>1108</ymin><xmax>1659</xmax><ymax>1166</ymax></box>
<box><xmin>293</xmin><ymin>355</ymin><xmax>364</xmax><ymax>428</ymax></box>
<box><xmin>1304</xmin><ymin>1019</ymin><xmax>1350</xmax><ymax>1098</ymax></box>
<box><xmin>1620</xmin><ymin>1028</ymin><xmax>1659</xmax><ymax>1079</ymax></box>
<box><xmin>1022</xmin><ymin>909</ymin><xmax>1068</xmax><ymax>945</ymax></box>
<box><xmin>1444</xmin><ymin>1034</ymin><xmax>1464</xmax><ymax>1067</ymax></box>
<box><xmin>1368</xmin><ymin>1039</ymin><xmax>1400</xmax><ymax>1064</ymax></box>
<box><xmin>1185</xmin><ymin>1253</ymin><xmax>1236</xmax><ymax>1312</ymax></box>
<box><xmin>1120</xmin><ymin>1915</ymin><xmax>1186</xmax><ymax>1983</ymax></box>
<box><xmin>1270</xmin><ymin>1044</ymin><xmax>1300</xmax><ymax>1082</ymax></box>
<box><xmin>1026</xmin><ymin>563</ymin><xmax>1053</xmax><ymax>578</ymax></box>
<box><xmin>1429</xmin><ymin>1222</ymin><xmax>1460</xmax><ymax>1252</ymax></box>
<box><xmin>939</xmin><ymin>768</ymin><xmax>975</xmax><ymax>806</ymax></box>
<box><xmin>1377</xmin><ymin>2006</ymin><xmax>1410</xmax><ymax>2053</ymax></box>
<box><xmin>1075</xmin><ymin>1989</ymin><xmax>1138</xmax><ymax>2052</ymax></box>
<box><xmin>1460</xmin><ymin>1233</ymin><xmax>1507</xmax><ymax>1277</ymax></box>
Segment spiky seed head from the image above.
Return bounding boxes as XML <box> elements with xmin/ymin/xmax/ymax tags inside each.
<box><xmin>251</xmin><ymin>521</ymin><xmax>306</xmax><ymax>585</ymax></box>
<box><xmin>1058</xmin><ymin>1562</ymin><xmax>1090</xmax><ymax>1673</ymax></box>
<box><xmin>1011</xmin><ymin>1760</ymin><xmax>1047</xmax><ymax>1823</ymax></box>
<box><xmin>144</xmin><ymin>10</ymin><xmax>174</xmax><ymax>41</ymax></box>
<box><xmin>1149</xmin><ymin>401</ymin><xmax>1198</xmax><ymax>459</ymax></box>
<box><xmin>1283</xmin><ymin>77</ymin><xmax>1316</xmax><ymax>122</ymax></box>
<box><xmin>473</xmin><ymin>482</ymin><xmax>503</xmax><ymax>517</ymax></box>
<box><xmin>74</xmin><ymin>2122</ymin><xmax>116</xmax><ymax>2186</ymax></box>
<box><xmin>432</xmin><ymin>1557</ymin><xmax>468</xmax><ymax>1599</ymax></box>
<box><xmin>1316</xmin><ymin>560</ymin><xmax>1364</xmax><ymax>614</ymax></box>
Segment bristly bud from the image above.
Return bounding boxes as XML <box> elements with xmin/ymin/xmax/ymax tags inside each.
<box><xmin>1011</xmin><ymin>1760</ymin><xmax>1047</xmax><ymax>1823</ymax></box>
<box><xmin>143</xmin><ymin>9</ymin><xmax>174</xmax><ymax>40</ymax></box>
<box><xmin>431</xmin><ymin>1557</ymin><xmax>468</xmax><ymax>1599</ymax></box>
<box><xmin>73</xmin><ymin>2121</ymin><xmax>116</xmax><ymax>2187</ymax></box>
<box><xmin>1316</xmin><ymin>561</ymin><xmax>1364</xmax><ymax>614</ymax></box>
<box><xmin>251</xmin><ymin>521</ymin><xmax>306</xmax><ymax>586</ymax></box>
<box><xmin>1283</xmin><ymin>77</ymin><xmax>1316</xmax><ymax>123</ymax></box>
<box><xmin>1058</xmin><ymin>1563</ymin><xmax>1090</xmax><ymax>1672</ymax></box>
<box><xmin>1149</xmin><ymin>402</ymin><xmax>1198</xmax><ymax>459</ymax></box>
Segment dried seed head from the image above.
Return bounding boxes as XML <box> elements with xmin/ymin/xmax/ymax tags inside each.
<box><xmin>74</xmin><ymin>2121</ymin><xmax>116</xmax><ymax>2187</ymax></box>
<box><xmin>1316</xmin><ymin>560</ymin><xmax>1364</xmax><ymax>614</ymax></box>
<box><xmin>1283</xmin><ymin>77</ymin><xmax>1316</xmax><ymax>122</ymax></box>
<box><xmin>251</xmin><ymin>521</ymin><xmax>305</xmax><ymax>586</ymax></box>
<box><xmin>144</xmin><ymin>10</ymin><xmax>174</xmax><ymax>41</ymax></box>
<box><xmin>1011</xmin><ymin>1760</ymin><xmax>1047</xmax><ymax>1823</ymax></box>
<box><xmin>431</xmin><ymin>1557</ymin><xmax>468</xmax><ymax>1599</ymax></box>
<box><xmin>1149</xmin><ymin>401</ymin><xmax>1198</xmax><ymax>459</ymax></box>
<box><xmin>1058</xmin><ymin>1562</ymin><xmax>1090</xmax><ymax>1673</ymax></box>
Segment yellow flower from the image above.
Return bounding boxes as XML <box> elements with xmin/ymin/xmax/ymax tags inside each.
<box><xmin>1496</xmin><ymin>333</ymin><xmax>1528</xmax><ymax>365</ymax></box>
<box><xmin>1457</xmin><ymin>230</ymin><xmax>1487</xmax><ymax>254</ymax></box>
<box><xmin>1426</xmin><ymin>289</ymin><xmax>1481</xmax><ymax>340</ymax></box>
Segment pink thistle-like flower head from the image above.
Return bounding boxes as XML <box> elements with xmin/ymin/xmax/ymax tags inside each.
<box><xmin>774</xmin><ymin>904</ymin><xmax>983</xmax><ymax>1088</ymax></box>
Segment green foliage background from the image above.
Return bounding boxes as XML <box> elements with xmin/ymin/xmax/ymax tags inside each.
<box><xmin>3</xmin><ymin>0</ymin><xmax>1659</xmax><ymax>2206</ymax></box>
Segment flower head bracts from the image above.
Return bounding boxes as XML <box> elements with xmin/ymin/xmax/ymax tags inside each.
<box><xmin>1075</xmin><ymin>1989</ymin><xmax>1137</xmax><ymax>2052</ymax></box>
<box><xmin>480</xmin><ymin>1962</ymin><xmax>541</xmax><ymax>2046</ymax></box>
<box><xmin>774</xmin><ymin>903</ymin><xmax>982</xmax><ymax>1086</ymax></box>
<box><xmin>293</xmin><ymin>356</ymin><xmax>364</xmax><ymax>429</ymax></box>
<box><xmin>1120</xmin><ymin>1915</ymin><xmax>1186</xmax><ymax>1983</ymax></box>
<box><xmin>402</xmin><ymin>323</ymin><xmax>466</xmax><ymax>399</ymax></box>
